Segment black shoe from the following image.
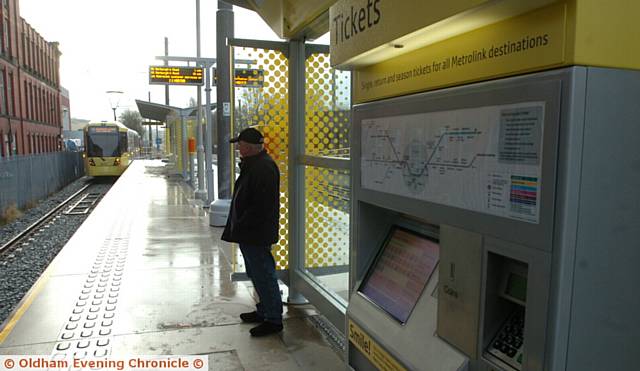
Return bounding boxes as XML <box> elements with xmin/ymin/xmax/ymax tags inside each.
<box><xmin>240</xmin><ymin>311</ymin><xmax>264</xmax><ymax>323</ymax></box>
<box><xmin>250</xmin><ymin>321</ymin><xmax>283</xmax><ymax>337</ymax></box>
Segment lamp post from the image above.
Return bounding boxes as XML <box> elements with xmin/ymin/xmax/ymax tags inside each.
<box><xmin>106</xmin><ymin>90</ymin><xmax>124</xmax><ymax>121</ymax></box>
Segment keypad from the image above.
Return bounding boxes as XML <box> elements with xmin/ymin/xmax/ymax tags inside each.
<box><xmin>487</xmin><ymin>309</ymin><xmax>525</xmax><ymax>370</ymax></box>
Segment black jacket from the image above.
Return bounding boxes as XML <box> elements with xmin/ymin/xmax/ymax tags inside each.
<box><xmin>221</xmin><ymin>150</ymin><xmax>280</xmax><ymax>245</ymax></box>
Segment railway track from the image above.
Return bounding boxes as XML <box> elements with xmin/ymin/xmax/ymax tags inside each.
<box><xmin>0</xmin><ymin>178</ymin><xmax>115</xmax><ymax>327</ymax></box>
<box><xmin>0</xmin><ymin>181</ymin><xmax>108</xmax><ymax>259</ymax></box>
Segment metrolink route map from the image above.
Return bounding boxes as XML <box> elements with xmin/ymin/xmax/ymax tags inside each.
<box><xmin>361</xmin><ymin>102</ymin><xmax>545</xmax><ymax>223</ymax></box>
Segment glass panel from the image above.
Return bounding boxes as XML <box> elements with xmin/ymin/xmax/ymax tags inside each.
<box><xmin>304</xmin><ymin>166</ymin><xmax>350</xmax><ymax>303</ymax></box>
<box><xmin>232</xmin><ymin>46</ymin><xmax>290</xmax><ymax>272</ymax></box>
<box><xmin>305</xmin><ymin>53</ymin><xmax>351</xmax><ymax>158</ymax></box>
<box><xmin>87</xmin><ymin>131</ymin><xmax>119</xmax><ymax>157</ymax></box>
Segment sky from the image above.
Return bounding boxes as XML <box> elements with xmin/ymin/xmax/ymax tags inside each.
<box><xmin>18</xmin><ymin>0</ymin><xmax>291</xmax><ymax>121</ymax></box>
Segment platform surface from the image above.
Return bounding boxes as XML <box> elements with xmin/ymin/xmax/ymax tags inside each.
<box><xmin>0</xmin><ymin>161</ymin><xmax>344</xmax><ymax>370</ymax></box>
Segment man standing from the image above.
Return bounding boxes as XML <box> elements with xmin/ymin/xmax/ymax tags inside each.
<box><xmin>221</xmin><ymin>127</ymin><xmax>283</xmax><ymax>337</ymax></box>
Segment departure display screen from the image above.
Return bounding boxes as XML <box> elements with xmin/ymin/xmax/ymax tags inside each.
<box><xmin>149</xmin><ymin>66</ymin><xmax>204</xmax><ymax>86</ymax></box>
<box><xmin>234</xmin><ymin>68</ymin><xmax>264</xmax><ymax>88</ymax></box>
<box><xmin>358</xmin><ymin>227</ymin><xmax>440</xmax><ymax>324</ymax></box>
<box><xmin>89</xmin><ymin>126</ymin><xmax>117</xmax><ymax>133</ymax></box>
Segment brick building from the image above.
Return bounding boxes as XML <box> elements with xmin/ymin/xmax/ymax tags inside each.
<box><xmin>0</xmin><ymin>0</ymin><xmax>63</xmax><ymax>158</ymax></box>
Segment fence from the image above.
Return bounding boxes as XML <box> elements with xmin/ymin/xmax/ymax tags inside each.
<box><xmin>0</xmin><ymin>152</ymin><xmax>84</xmax><ymax>215</ymax></box>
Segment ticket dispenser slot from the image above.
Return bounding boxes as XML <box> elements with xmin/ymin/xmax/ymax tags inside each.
<box><xmin>483</xmin><ymin>253</ymin><xmax>528</xmax><ymax>370</ymax></box>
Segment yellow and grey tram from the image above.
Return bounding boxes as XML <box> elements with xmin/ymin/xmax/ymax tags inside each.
<box><xmin>83</xmin><ymin>121</ymin><xmax>140</xmax><ymax>177</ymax></box>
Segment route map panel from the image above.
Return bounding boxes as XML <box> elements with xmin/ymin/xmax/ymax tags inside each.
<box><xmin>361</xmin><ymin>102</ymin><xmax>544</xmax><ymax>223</ymax></box>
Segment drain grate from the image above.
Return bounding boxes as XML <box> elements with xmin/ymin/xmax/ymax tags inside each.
<box><xmin>308</xmin><ymin>315</ymin><xmax>346</xmax><ymax>358</ymax></box>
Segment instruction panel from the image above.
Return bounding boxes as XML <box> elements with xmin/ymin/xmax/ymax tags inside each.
<box><xmin>361</xmin><ymin>103</ymin><xmax>544</xmax><ymax>223</ymax></box>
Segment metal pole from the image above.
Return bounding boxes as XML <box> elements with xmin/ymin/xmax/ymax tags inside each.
<box><xmin>181</xmin><ymin>112</ymin><xmax>188</xmax><ymax>179</ymax></box>
<box><xmin>164</xmin><ymin>37</ymin><xmax>170</xmax><ymax>106</ymax></box>
<box><xmin>195</xmin><ymin>0</ymin><xmax>206</xmax><ymax>200</ymax></box>
<box><xmin>148</xmin><ymin>92</ymin><xmax>152</xmax><ymax>158</ymax></box>
<box><xmin>204</xmin><ymin>63</ymin><xmax>215</xmax><ymax>205</ymax></box>
<box><xmin>215</xmin><ymin>1</ymin><xmax>233</xmax><ymax>201</ymax></box>
<box><xmin>112</xmin><ymin>108</ymin><xmax>116</xmax><ymax>121</ymax></box>
<box><xmin>287</xmin><ymin>39</ymin><xmax>308</xmax><ymax>304</ymax></box>
<box><xmin>165</xmin><ymin>38</ymin><xmax>177</xmax><ymax>163</ymax></box>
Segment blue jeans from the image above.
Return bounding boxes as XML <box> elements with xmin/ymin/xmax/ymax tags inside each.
<box><xmin>239</xmin><ymin>243</ymin><xmax>283</xmax><ymax>324</ymax></box>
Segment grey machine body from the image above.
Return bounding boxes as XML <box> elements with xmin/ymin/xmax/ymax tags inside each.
<box><xmin>347</xmin><ymin>66</ymin><xmax>640</xmax><ymax>371</ymax></box>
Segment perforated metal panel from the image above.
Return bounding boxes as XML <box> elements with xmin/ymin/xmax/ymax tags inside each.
<box><xmin>234</xmin><ymin>47</ymin><xmax>290</xmax><ymax>270</ymax></box>
<box><xmin>303</xmin><ymin>52</ymin><xmax>351</xmax><ymax>275</ymax></box>
<box><xmin>305</xmin><ymin>53</ymin><xmax>351</xmax><ymax>158</ymax></box>
<box><xmin>304</xmin><ymin>166</ymin><xmax>349</xmax><ymax>268</ymax></box>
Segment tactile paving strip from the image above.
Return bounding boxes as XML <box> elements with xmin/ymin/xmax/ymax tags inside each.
<box><xmin>50</xmin><ymin>235</ymin><xmax>129</xmax><ymax>360</ymax></box>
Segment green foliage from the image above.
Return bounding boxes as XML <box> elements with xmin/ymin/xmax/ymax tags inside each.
<box><xmin>119</xmin><ymin>110</ymin><xmax>144</xmax><ymax>136</ymax></box>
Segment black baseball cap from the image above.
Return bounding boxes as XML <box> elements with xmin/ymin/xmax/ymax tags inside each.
<box><xmin>229</xmin><ymin>127</ymin><xmax>264</xmax><ymax>144</ymax></box>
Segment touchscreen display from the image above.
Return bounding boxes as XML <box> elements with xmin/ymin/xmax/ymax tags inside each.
<box><xmin>359</xmin><ymin>227</ymin><xmax>440</xmax><ymax>323</ymax></box>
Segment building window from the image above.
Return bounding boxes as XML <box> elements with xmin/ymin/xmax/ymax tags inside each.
<box><xmin>44</xmin><ymin>92</ymin><xmax>48</xmax><ymax>123</ymax></box>
<box><xmin>39</xmin><ymin>88</ymin><xmax>43</xmax><ymax>122</ymax></box>
<box><xmin>34</xmin><ymin>86</ymin><xmax>38</xmax><ymax>121</ymax></box>
<box><xmin>21</xmin><ymin>32</ymin><xmax>24</xmax><ymax>64</ymax></box>
<box><xmin>23</xmin><ymin>81</ymin><xmax>28</xmax><ymax>119</ymax></box>
<box><xmin>27</xmin><ymin>83</ymin><xmax>33</xmax><ymax>121</ymax></box>
<box><xmin>48</xmin><ymin>93</ymin><xmax>52</xmax><ymax>123</ymax></box>
<box><xmin>0</xmin><ymin>19</ymin><xmax>4</xmax><ymax>54</ymax></box>
<box><xmin>0</xmin><ymin>70</ymin><xmax>5</xmax><ymax>115</ymax></box>
<box><xmin>2</xmin><ymin>19</ymin><xmax>8</xmax><ymax>56</ymax></box>
<box><xmin>26</xmin><ymin>34</ymin><xmax>29</xmax><ymax>67</ymax></box>
<box><xmin>7</xmin><ymin>72</ymin><xmax>13</xmax><ymax>116</ymax></box>
<box><xmin>30</xmin><ymin>40</ymin><xmax>33</xmax><ymax>69</ymax></box>
<box><xmin>12</xmin><ymin>132</ymin><xmax>16</xmax><ymax>154</ymax></box>
<box><xmin>29</xmin><ymin>83</ymin><xmax>33</xmax><ymax>119</ymax></box>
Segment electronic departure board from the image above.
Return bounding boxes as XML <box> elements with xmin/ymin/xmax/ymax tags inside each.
<box><xmin>149</xmin><ymin>66</ymin><xmax>204</xmax><ymax>86</ymax></box>
<box><xmin>359</xmin><ymin>227</ymin><xmax>440</xmax><ymax>324</ymax></box>
<box><xmin>234</xmin><ymin>68</ymin><xmax>264</xmax><ymax>88</ymax></box>
<box><xmin>89</xmin><ymin>126</ymin><xmax>117</xmax><ymax>133</ymax></box>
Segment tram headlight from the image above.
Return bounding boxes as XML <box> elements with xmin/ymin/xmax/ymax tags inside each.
<box><xmin>114</xmin><ymin>158</ymin><xmax>121</xmax><ymax>166</ymax></box>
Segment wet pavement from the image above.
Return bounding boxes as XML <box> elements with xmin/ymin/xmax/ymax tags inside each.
<box><xmin>0</xmin><ymin>161</ymin><xmax>345</xmax><ymax>370</ymax></box>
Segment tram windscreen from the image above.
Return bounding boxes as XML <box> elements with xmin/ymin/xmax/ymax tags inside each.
<box><xmin>359</xmin><ymin>227</ymin><xmax>440</xmax><ymax>324</ymax></box>
<box><xmin>87</xmin><ymin>127</ymin><xmax>120</xmax><ymax>157</ymax></box>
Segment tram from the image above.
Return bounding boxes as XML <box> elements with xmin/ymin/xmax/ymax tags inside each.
<box><xmin>83</xmin><ymin>121</ymin><xmax>140</xmax><ymax>177</ymax></box>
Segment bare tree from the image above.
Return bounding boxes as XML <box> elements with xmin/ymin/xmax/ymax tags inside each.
<box><xmin>119</xmin><ymin>109</ymin><xmax>144</xmax><ymax>136</ymax></box>
<box><xmin>235</xmin><ymin>88</ymin><xmax>266</xmax><ymax>133</ymax></box>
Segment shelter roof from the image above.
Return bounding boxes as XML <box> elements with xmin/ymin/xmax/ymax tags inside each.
<box><xmin>135</xmin><ymin>100</ymin><xmax>217</xmax><ymax>122</ymax></box>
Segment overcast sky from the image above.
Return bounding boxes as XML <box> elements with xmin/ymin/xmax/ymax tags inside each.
<box><xmin>19</xmin><ymin>0</ymin><xmax>287</xmax><ymax>121</ymax></box>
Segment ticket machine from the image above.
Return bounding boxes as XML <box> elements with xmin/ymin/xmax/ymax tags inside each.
<box><xmin>347</xmin><ymin>66</ymin><xmax>640</xmax><ymax>371</ymax></box>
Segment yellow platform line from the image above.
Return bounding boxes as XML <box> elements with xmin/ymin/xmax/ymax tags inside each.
<box><xmin>0</xmin><ymin>265</ymin><xmax>53</xmax><ymax>344</ymax></box>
